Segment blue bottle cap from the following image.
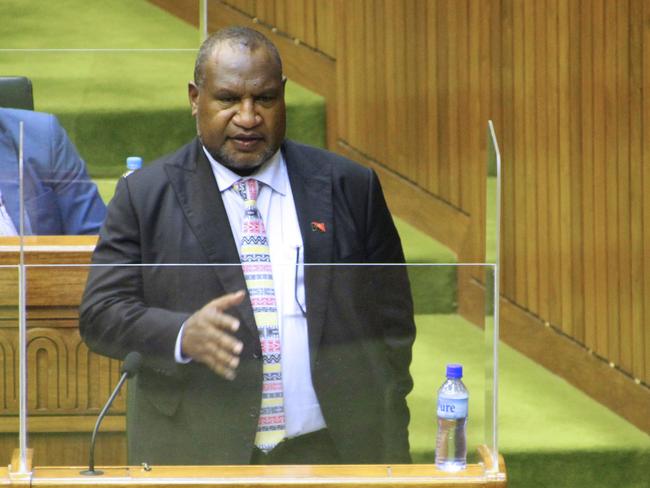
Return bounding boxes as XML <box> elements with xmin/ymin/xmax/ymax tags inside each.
<box><xmin>446</xmin><ymin>364</ymin><xmax>463</xmax><ymax>379</ymax></box>
<box><xmin>126</xmin><ymin>156</ymin><xmax>143</xmax><ymax>171</ymax></box>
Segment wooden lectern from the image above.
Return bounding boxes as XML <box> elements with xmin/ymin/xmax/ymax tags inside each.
<box><xmin>4</xmin><ymin>447</ymin><xmax>506</xmax><ymax>488</ymax></box>
<box><xmin>0</xmin><ymin>237</ymin><xmax>507</xmax><ymax>487</ymax></box>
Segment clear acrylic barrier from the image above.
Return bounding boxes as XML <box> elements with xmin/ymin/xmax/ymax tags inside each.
<box><xmin>484</xmin><ymin>121</ymin><xmax>502</xmax><ymax>470</ymax></box>
<box><xmin>12</xmin><ymin>262</ymin><xmax>498</xmax><ymax>474</ymax></box>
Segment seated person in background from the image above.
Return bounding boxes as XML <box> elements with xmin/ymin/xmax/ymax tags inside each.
<box><xmin>0</xmin><ymin>107</ymin><xmax>106</xmax><ymax>235</ymax></box>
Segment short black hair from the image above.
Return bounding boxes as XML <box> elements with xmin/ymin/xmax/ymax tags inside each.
<box><xmin>193</xmin><ymin>26</ymin><xmax>283</xmax><ymax>87</ymax></box>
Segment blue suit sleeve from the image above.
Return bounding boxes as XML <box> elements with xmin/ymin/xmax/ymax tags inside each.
<box><xmin>47</xmin><ymin>114</ymin><xmax>107</xmax><ymax>234</ymax></box>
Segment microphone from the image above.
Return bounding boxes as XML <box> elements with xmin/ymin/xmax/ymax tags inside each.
<box><xmin>81</xmin><ymin>352</ymin><xmax>142</xmax><ymax>476</ymax></box>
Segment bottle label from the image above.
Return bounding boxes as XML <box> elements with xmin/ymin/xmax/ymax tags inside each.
<box><xmin>437</xmin><ymin>397</ymin><xmax>468</xmax><ymax>419</ymax></box>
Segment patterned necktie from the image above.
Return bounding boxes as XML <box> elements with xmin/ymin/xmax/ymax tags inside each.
<box><xmin>233</xmin><ymin>179</ymin><xmax>286</xmax><ymax>452</ymax></box>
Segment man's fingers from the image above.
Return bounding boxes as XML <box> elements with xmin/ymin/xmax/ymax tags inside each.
<box><xmin>211</xmin><ymin>290</ymin><xmax>246</xmax><ymax>312</ymax></box>
<box><xmin>199</xmin><ymin>290</ymin><xmax>246</xmax><ymax>333</ymax></box>
<box><xmin>181</xmin><ymin>291</ymin><xmax>247</xmax><ymax>380</ymax></box>
<box><xmin>184</xmin><ymin>329</ymin><xmax>242</xmax><ymax>381</ymax></box>
<box><xmin>184</xmin><ymin>320</ymin><xmax>243</xmax><ymax>358</ymax></box>
<box><xmin>212</xmin><ymin>309</ymin><xmax>241</xmax><ymax>334</ymax></box>
<box><xmin>198</xmin><ymin>341</ymin><xmax>241</xmax><ymax>380</ymax></box>
<box><xmin>206</xmin><ymin>322</ymin><xmax>243</xmax><ymax>355</ymax></box>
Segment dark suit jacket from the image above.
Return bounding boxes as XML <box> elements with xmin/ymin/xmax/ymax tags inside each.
<box><xmin>80</xmin><ymin>138</ymin><xmax>415</xmax><ymax>465</ymax></box>
<box><xmin>0</xmin><ymin>108</ymin><xmax>106</xmax><ymax>234</ymax></box>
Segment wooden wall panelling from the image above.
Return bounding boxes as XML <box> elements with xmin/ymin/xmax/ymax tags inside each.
<box><xmin>416</xmin><ymin>0</ymin><xmax>430</xmax><ymax>188</ymax></box>
<box><xmin>499</xmin><ymin>0</ymin><xmax>516</xmax><ymax>300</ymax></box>
<box><xmin>460</xmin><ymin>0</ymin><xmax>486</xmax><ymax>232</ymax></box>
<box><xmin>405</xmin><ymin>0</ymin><xmax>418</xmax><ymax>183</ymax></box>
<box><xmin>27</xmin><ymin>432</ymin><xmax>125</xmax><ymax>467</ymax></box>
<box><xmin>495</xmin><ymin>0</ymin><xmax>508</xmax><ymax>294</ymax></box>
<box><xmin>592</xmin><ymin>0</ymin><xmax>608</xmax><ymax>357</ymax></box>
<box><xmin>274</xmin><ymin>0</ymin><xmax>287</xmax><ymax>35</ymax></box>
<box><xmin>545</xmin><ymin>0</ymin><xmax>561</xmax><ymax>328</ymax></box>
<box><xmin>628</xmin><ymin>0</ymin><xmax>644</xmax><ymax>382</ymax></box>
<box><xmin>479</xmin><ymin>0</ymin><xmax>495</xmax><ymax>291</ymax></box>
<box><xmin>446</xmin><ymin>1</ymin><xmax>461</xmax><ymax>207</ymax></box>
<box><xmin>335</xmin><ymin>0</ymin><xmax>348</xmax><ymax>145</ymax></box>
<box><xmin>303</xmin><ymin>0</ymin><xmax>317</xmax><ymax>48</ymax></box>
<box><xmin>604</xmin><ymin>0</ymin><xmax>620</xmax><ymax>363</ymax></box>
<box><xmin>616</xmin><ymin>0</ymin><xmax>633</xmax><ymax>372</ymax></box>
<box><xmin>377</xmin><ymin>0</ymin><xmax>393</xmax><ymax>168</ymax></box>
<box><xmin>314</xmin><ymin>1</ymin><xmax>335</xmax><ymax>59</ymax></box>
<box><xmin>568</xmin><ymin>0</ymin><xmax>585</xmax><ymax>344</ymax></box>
<box><xmin>255</xmin><ymin>0</ymin><xmax>274</xmax><ymax>26</ymax></box>
<box><xmin>449</xmin><ymin>0</ymin><xmax>462</xmax><ymax>208</ymax></box>
<box><xmin>393</xmin><ymin>1</ymin><xmax>409</xmax><ymax>177</ymax></box>
<box><xmin>579</xmin><ymin>0</ymin><xmax>593</xmax><ymax>344</ymax></box>
<box><xmin>227</xmin><ymin>0</ymin><xmax>255</xmax><ymax>17</ymax></box>
<box><xmin>337</xmin><ymin>141</ymin><xmax>470</xmax><ymax>257</ymax></box>
<box><xmin>639</xmin><ymin>2</ymin><xmax>650</xmax><ymax>384</ymax></box>
<box><xmin>349</xmin><ymin>0</ymin><xmax>367</xmax><ymax>160</ymax></box>
<box><xmin>288</xmin><ymin>0</ymin><xmax>306</xmax><ymax>44</ymax></box>
<box><xmin>557</xmin><ymin>0</ymin><xmax>573</xmax><ymax>337</ymax></box>
<box><xmin>469</xmin><ymin>0</ymin><xmax>492</xmax><ymax>304</ymax></box>
<box><xmin>0</xmin><ymin>328</ymin><xmax>18</xmax><ymax>411</ymax></box>
<box><xmin>415</xmin><ymin>0</ymin><xmax>429</xmax><ymax>188</ymax></box>
<box><xmin>523</xmin><ymin>0</ymin><xmax>539</xmax><ymax>316</ymax></box>
<box><xmin>373</xmin><ymin>0</ymin><xmax>389</xmax><ymax>166</ymax></box>
<box><xmin>426</xmin><ymin>0</ymin><xmax>439</xmax><ymax>195</ymax></box>
<box><xmin>535</xmin><ymin>0</ymin><xmax>550</xmax><ymax>323</ymax></box>
<box><xmin>366</xmin><ymin>0</ymin><xmax>382</xmax><ymax>166</ymax></box>
<box><xmin>512</xmin><ymin>0</ymin><xmax>526</xmax><ymax>307</ymax></box>
<box><xmin>0</xmin><ymin>270</ymin><xmax>19</xmax><ymax>322</ymax></box>
<box><xmin>436</xmin><ymin>1</ymin><xmax>450</xmax><ymax>205</ymax></box>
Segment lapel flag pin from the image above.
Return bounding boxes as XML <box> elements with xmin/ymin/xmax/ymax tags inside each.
<box><xmin>311</xmin><ymin>221</ymin><xmax>326</xmax><ymax>233</ymax></box>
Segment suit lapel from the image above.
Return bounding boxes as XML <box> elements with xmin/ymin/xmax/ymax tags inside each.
<box><xmin>164</xmin><ymin>140</ymin><xmax>257</xmax><ymax>338</ymax></box>
<box><xmin>284</xmin><ymin>141</ymin><xmax>333</xmax><ymax>368</ymax></box>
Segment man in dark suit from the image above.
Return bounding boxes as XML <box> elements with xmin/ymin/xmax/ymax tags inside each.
<box><xmin>80</xmin><ymin>26</ymin><xmax>415</xmax><ymax>466</ymax></box>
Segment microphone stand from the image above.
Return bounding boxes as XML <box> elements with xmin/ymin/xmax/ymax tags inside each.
<box><xmin>81</xmin><ymin>352</ymin><xmax>141</xmax><ymax>476</ymax></box>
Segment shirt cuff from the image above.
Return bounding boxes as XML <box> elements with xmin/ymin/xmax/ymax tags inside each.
<box><xmin>174</xmin><ymin>322</ymin><xmax>192</xmax><ymax>364</ymax></box>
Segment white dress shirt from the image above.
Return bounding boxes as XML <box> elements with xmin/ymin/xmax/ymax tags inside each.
<box><xmin>0</xmin><ymin>190</ymin><xmax>18</xmax><ymax>236</ymax></box>
<box><xmin>177</xmin><ymin>146</ymin><xmax>326</xmax><ymax>438</ymax></box>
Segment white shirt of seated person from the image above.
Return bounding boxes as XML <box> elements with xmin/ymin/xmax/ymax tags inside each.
<box><xmin>0</xmin><ymin>191</ymin><xmax>18</xmax><ymax>236</ymax></box>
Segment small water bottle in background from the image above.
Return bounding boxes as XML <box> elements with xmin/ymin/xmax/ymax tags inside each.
<box><xmin>123</xmin><ymin>156</ymin><xmax>142</xmax><ymax>177</ymax></box>
<box><xmin>435</xmin><ymin>363</ymin><xmax>468</xmax><ymax>471</ymax></box>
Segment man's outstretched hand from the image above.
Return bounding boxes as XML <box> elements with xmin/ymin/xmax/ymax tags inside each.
<box><xmin>181</xmin><ymin>290</ymin><xmax>246</xmax><ymax>380</ymax></box>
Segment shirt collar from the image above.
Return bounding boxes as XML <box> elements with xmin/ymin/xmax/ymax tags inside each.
<box><xmin>202</xmin><ymin>146</ymin><xmax>287</xmax><ymax>196</ymax></box>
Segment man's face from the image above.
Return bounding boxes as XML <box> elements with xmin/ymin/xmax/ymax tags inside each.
<box><xmin>189</xmin><ymin>43</ymin><xmax>286</xmax><ymax>170</ymax></box>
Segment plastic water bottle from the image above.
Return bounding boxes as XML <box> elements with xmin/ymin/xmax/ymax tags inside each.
<box><xmin>435</xmin><ymin>364</ymin><xmax>468</xmax><ymax>471</ymax></box>
<box><xmin>123</xmin><ymin>156</ymin><xmax>142</xmax><ymax>177</ymax></box>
